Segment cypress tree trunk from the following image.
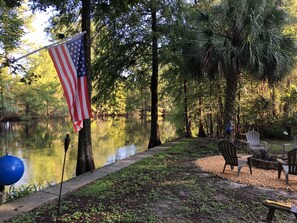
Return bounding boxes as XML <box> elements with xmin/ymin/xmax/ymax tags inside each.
<box><xmin>76</xmin><ymin>0</ymin><xmax>95</xmax><ymax>175</ymax></box>
<box><xmin>184</xmin><ymin>80</ymin><xmax>192</xmax><ymax>137</ymax></box>
<box><xmin>209</xmin><ymin>113</ymin><xmax>213</xmax><ymax>137</ymax></box>
<box><xmin>148</xmin><ymin>1</ymin><xmax>161</xmax><ymax>149</ymax></box>
<box><xmin>198</xmin><ymin>97</ymin><xmax>206</xmax><ymax>137</ymax></box>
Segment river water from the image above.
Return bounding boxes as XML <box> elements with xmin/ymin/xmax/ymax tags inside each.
<box><xmin>0</xmin><ymin>117</ymin><xmax>176</xmax><ymax>189</ymax></box>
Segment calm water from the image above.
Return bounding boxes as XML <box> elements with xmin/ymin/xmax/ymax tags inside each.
<box><xmin>0</xmin><ymin>117</ymin><xmax>176</xmax><ymax>189</ymax></box>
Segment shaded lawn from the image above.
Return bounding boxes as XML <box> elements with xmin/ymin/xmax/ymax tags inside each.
<box><xmin>7</xmin><ymin>138</ymin><xmax>296</xmax><ymax>223</ymax></box>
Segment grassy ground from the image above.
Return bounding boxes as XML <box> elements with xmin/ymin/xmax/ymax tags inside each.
<box><xmin>6</xmin><ymin>138</ymin><xmax>297</xmax><ymax>223</ymax></box>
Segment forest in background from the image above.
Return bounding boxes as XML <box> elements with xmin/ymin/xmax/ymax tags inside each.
<box><xmin>1</xmin><ymin>0</ymin><xmax>297</xmax><ymax>140</ymax></box>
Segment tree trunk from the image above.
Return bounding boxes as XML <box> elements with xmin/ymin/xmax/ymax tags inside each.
<box><xmin>235</xmin><ymin>86</ymin><xmax>240</xmax><ymax>139</ymax></box>
<box><xmin>76</xmin><ymin>0</ymin><xmax>95</xmax><ymax>175</ymax></box>
<box><xmin>224</xmin><ymin>64</ymin><xmax>239</xmax><ymax>139</ymax></box>
<box><xmin>209</xmin><ymin>113</ymin><xmax>213</xmax><ymax>137</ymax></box>
<box><xmin>148</xmin><ymin>1</ymin><xmax>161</xmax><ymax>149</ymax></box>
<box><xmin>198</xmin><ymin>97</ymin><xmax>206</xmax><ymax>137</ymax></box>
<box><xmin>271</xmin><ymin>86</ymin><xmax>278</xmax><ymax>118</ymax></box>
<box><xmin>184</xmin><ymin>79</ymin><xmax>192</xmax><ymax>137</ymax></box>
<box><xmin>216</xmin><ymin>80</ymin><xmax>224</xmax><ymax>137</ymax></box>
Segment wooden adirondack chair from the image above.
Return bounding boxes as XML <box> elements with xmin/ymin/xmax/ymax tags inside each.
<box><xmin>277</xmin><ymin>148</ymin><xmax>297</xmax><ymax>184</ymax></box>
<box><xmin>282</xmin><ymin>135</ymin><xmax>297</xmax><ymax>159</ymax></box>
<box><xmin>218</xmin><ymin>140</ymin><xmax>253</xmax><ymax>177</ymax></box>
<box><xmin>245</xmin><ymin>130</ymin><xmax>269</xmax><ymax>154</ymax></box>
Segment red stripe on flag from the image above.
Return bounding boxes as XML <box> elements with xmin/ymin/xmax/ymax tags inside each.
<box><xmin>48</xmin><ymin>36</ymin><xmax>92</xmax><ymax>132</ymax></box>
<box><xmin>58</xmin><ymin>45</ymin><xmax>77</xmax><ymax>118</ymax></box>
<box><xmin>77</xmin><ymin>76</ymin><xmax>89</xmax><ymax>120</ymax></box>
<box><xmin>49</xmin><ymin>46</ymin><xmax>76</xmax><ymax>120</ymax></box>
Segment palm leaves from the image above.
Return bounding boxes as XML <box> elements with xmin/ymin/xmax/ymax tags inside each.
<box><xmin>185</xmin><ymin>0</ymin><xmax>296</xmax><ymax>134</ymax></box>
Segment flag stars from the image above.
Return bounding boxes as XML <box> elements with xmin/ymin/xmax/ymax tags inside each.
<box><xmin>66</xmin><ymin>37</ymin><xmax>86</xmax><ymax>77</ymax></box>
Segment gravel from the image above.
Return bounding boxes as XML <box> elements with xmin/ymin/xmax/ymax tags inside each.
<box><xmin>195</xmin><ymin>155</ymin><xmax>297</xmax><ymax>192</ymax></box>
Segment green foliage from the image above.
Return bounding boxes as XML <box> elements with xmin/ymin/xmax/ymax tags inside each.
<box><xmin>0</xmin><ymin>1</ymin><xmax>25</xmax><ymax>53</ymax></box>
<box><xmin>259</xmin><ymin>121</ymin><xmax>287</xmax><ymax>139</ymax></box>
<box><xmin>182</xmin><ymin>0</ymin><xmax>297</xmax><ymax>133</ymax></box>
<box><xmin>91</xmin><ymin>1</ymin><xmax>186</xmax><ymax>118</ymax></box>
<box><xmin>7</xmin><ymin>49</ymin><xmax>68</xmax><ymax>120</ymax></box>
<box><xmin>2</xmin><ymin>0</ymin><xmax>297</xmax><ymax>141</ymax></box>
<box><xmin>169</xmin><ymin>106</ymin><xmax>191</xmax><ymax>137</ymax></box>
<box><xmin>92</xmin><ymin>1</ymin><xmax>152</xmax><ymax>105</ymax></box>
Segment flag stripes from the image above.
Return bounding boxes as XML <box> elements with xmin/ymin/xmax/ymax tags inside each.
<box><xmin>48</xmin><ymin>35</ymin><xmax>92</xmax><ymax>132</ymax></box>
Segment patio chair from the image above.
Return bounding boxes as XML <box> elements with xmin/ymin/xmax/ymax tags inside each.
<box><xmin>218</xmin><ymin>140</ymin><xmax>253</xmax><ymax>177</ymax></box>
<box><xmin>293</xmin><ymin>135</ymin><xmax>297</xmax><ymax>149</ymax></box>
<box><xmin>245</xmin><ymin>130</ymin><xmax>269</xmax><ymax>155</ymax></box>
<box><xmin>277</xmin><ymin>148</ymin><xmax>297</xmax><ymax>184</ymax></box>
<box><xmin>281</xmin><ymin>135</ymin><xmax>297</xmax><ymax>159</ymax></box>
<box><xmin>262</xmin><ymin>199</ymin><xmax>297</xmax><ymax>222</ymax></box>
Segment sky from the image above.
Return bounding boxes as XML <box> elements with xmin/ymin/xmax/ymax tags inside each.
<box><xmin>7</xmin><ymin>9</ymin><xmax>53</xmax><ymax>67</ymax></box>
<box><xmin>14</xmin><ymin>9</ymin><xmax>53</xmax><ymax>62</ymax></box>
<box><xmin>22</xmin><ymin>10</ymin><xmax>52</xmax><ymax>47</ymax></box>
<box><xmin>31</xmin><ymin>12</ymin><xmax>51</xmax><ymax>46</ymax></box>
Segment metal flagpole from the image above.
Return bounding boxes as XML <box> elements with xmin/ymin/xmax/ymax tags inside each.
<box><xmin>6</xmin><ymin>31</ymin><xmax>87</xmax><ymax>65</ymax></box>
<box><xmin>45</xmin><ymin>31</ymin><xmax>86</xmax><ymax>48</ymax></box>
<box><xmin>9</xmin><ymin>46</ymin><xmax>47</xmax><ymax>63</ymax></box>
<box><xmin>56</xmin><ymin>134</ymin><xmax>70</xmax><ymax>218</ymax></box>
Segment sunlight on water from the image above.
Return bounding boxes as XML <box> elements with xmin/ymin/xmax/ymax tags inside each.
<box><xmin>0</xmin><ymin>117</ymin><xmax>176</xmax><ymax>189</ymax></box>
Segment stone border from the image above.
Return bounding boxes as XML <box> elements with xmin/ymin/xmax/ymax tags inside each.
<box><xmin>251</xmin><ymin>158</ymin><xmax>278</xmax><ymax>170</ymax></box>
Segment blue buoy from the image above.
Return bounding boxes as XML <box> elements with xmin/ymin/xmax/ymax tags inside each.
<box><xmin>0</xmin><ymin>154</ymin><xmax>24</xmax><ymax>185</ymax></box>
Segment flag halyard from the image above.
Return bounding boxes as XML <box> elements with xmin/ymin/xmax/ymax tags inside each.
<box><xmin>48</xmin><ymin>34</ymin><xmax>92</xmax><ymax>132</ymax></box>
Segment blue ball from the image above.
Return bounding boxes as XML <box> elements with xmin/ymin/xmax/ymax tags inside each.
<box><xmin>0</xmin><ymin>154</ymin><xmax>25</xmax><ymax>185</ymax></box>
<box><xmin>226</xmin><ymin>127</ymin><xmax>232</xmax><ymax>134</ymax></box>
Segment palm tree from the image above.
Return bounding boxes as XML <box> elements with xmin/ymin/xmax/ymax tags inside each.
<box><xmin>185</xmin><ymin>0</ymin><xmax>296</xmax><ymax>137</ymax></box>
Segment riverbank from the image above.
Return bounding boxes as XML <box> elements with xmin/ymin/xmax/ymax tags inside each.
<box><xmin>0</xmin><ymin>139</ymin><xmax>181</xmax><ymax>222</ymax></box>
<box><xmin>3</xmin><ymin>138</ymin><xmax>297</xmax><ymax>222</ymax></box>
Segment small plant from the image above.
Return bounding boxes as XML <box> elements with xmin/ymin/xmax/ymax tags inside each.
<box><xmin>5</xmin><ymin>181</ymin><xmax>56</xmax><ymax>202</ymax></box>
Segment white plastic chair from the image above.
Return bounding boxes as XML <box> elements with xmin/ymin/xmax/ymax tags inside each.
<box><xmin>245</xmin><ymin>130</ymin><xmax>269</xmax><ymax>154</ymax></box>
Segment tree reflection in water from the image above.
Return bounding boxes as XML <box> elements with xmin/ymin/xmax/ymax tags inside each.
<box><xmin>0</xmin><ymin>117</ymin><xmax>176</xmax><ymax>189</ymax></box>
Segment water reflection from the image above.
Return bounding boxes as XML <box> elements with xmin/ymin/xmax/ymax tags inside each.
<box><xmin>106</xmin><ymin>145</ymin><xmax>137</xmax><ymax>164</ymax></box>
<box><xmin>0</xmin><ymin>117</ymin><xmax>176</xmax><ymax>189</ymax></box>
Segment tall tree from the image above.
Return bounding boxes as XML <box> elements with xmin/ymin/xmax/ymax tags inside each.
<box><xmin>185</xmin><ymin>0</ymin><xmax>296</xmax><ymax>136</ymax></box>
<box><xmin>29</xmin><ymin>0</ymin><xmax>95</xmax><ymax>175</ymax></box>
<box><xmin>148</xmin><ymin>0</ymin><xmax>161</xmax><ymax>148</ymax></box>
<box><xmin>158</xmin><ymin>0</ymin><xmax>196</xmax><ymax>138</ymax></box>
<box><xmin>76</xmin><ymin>0</ymin><xmax>95</xmax><ymax>175</ymax></box>
<box><xmin>92</xmin><ymin>1</ymin><xmax>181</xmax><ymax>148</ymax></box>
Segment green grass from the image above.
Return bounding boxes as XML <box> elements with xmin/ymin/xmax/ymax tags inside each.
<box><xmin>6</xmin><ymin>181</ymin><xmax>56</xmax><ymax>202</ymax></box>
<box><xmin>8</xmin><ymin>138</ymin><xmax>296</xmax><ymax>223</ymax></box>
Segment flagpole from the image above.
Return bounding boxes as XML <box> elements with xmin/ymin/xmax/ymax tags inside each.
<box><xmin>9</xmin><ymin>31</ymin><xmax>87</xmax><ymax>64</ymax></box>
<box><xmin>45</xmin><ymin>31</ymin><xmax>86</xmax><ymax>49</ymax></box>
<box><xmin>10</xmin><ymin>46</ymin><xmax>47</xmax><ymax>63</ymax></box>
<box><xmin>56</xmin><ymin>134</ymin><xmax>70</xmax><ymax>218</ymax></box>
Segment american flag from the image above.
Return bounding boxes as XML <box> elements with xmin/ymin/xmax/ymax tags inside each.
<box><xmin>48</xmin><ymin>34</ymin><xmax>92</xmax><ymax>132</ymax></box>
